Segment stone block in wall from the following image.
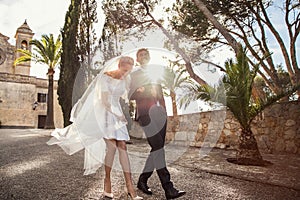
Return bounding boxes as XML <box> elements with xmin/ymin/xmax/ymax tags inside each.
<box><xmin>192</xmin><ymin>141</ymin><xmax>202</xmax><ymax>148</ymax></box>
<box><xmin>174</xmin><ymin>131</ymin><xmax>196</xmax><ymax>142</ymax></box>
<box><xmin>274</xmin><ymin>138</ymin><xmax>285</xmax><ymax>152</ymax></box>
<box><xmin>200</xmin><ymin>116</ymin><xmax>210</xmax><ymax>124</ymax></box>
<box><xmin>285</xmin><ymin>140</ymin><xmax>297</xmax><ymax>153</ymax></box>
<box><xmin>265</xmin><ymin>103</ymin><xmax>282</xmax><ymax>117</ymax></box>
<box><xmin>200</xmin><ymin>129</ymin><xmax>222</xmax><ymax>148</ymax></box>
<box><xmin>215</xmin><ymin>143</ymin><xmax>226</xmax><ymax>149</ymax></box>
<box><xmin>284</xmin><ymin>128</ymin><xmax>297</xmax><ymax>140</ymax></box>
<box><xmin>198</xmin><ymin>123</ymin><xmax>203</xmax><ymax>130</ymax></box>
<box><xmin>222</xmin><ymin>129</ymin><xmax>232</xmax><ymax>136</ymax></box>
<box><xmin>195</xmin><ymin>129</ymin><xmax>205</xmax><ymax>142</ymax></box>
<box><xmin>288</xmin><ymin>103</ymin><xmax>300</xmax><ymax>115</ymax></box>
<box><xmin>224</xmin><ymin>118</ymin><xmax>232</xmax><ymax>124</ymax></box>
<box><xmin>285</xmin><ymin>119</ymin><xmax>296</xmax><ymax>127</ymax></box>
<box><xmin>177</xmin><ymin>114</ymin><xmax>200</xmax><ymax>132</ymax></box>
<box><xmin>202</xmin><ymin>142</ymin><xmax>216</xmax><ymax>148</ymax></box>
<box><xmin>227</xmin><ymin>133</ymin><xmax>239</xmax><ymax>149</ymax></box>
<box><xmin>217</xmin><ymin>132</ymin><xmax>227</xmax><ymax>144</ymax></box>
<box><xmin>264</xmin><ymin>117</ymin><xmax>277</xmax><ymax>127</ymax></box>
<box><xmin>295</xmin><ymin>135</ymin><xmax>300</xmax><ymax>154</ymax></box>
<box><xmin>166</xmin><ymin>131</ymin><xmax>175</xmax><ymax>141</ymax></box>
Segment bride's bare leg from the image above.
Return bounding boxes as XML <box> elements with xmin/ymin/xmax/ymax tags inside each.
<box><xmin>104</xmin><ymin>139</ymin><xmax>117</xmax><ymax>194</ymax></box>
<box><xmin>116</xmin><ymin>140</ymin><xmax>137</xmax><ymax>197</ymax></box>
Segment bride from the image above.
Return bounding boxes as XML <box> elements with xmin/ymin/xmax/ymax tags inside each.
<box><xmin>47</xmin><ymin>56</ymin><xmax>143</xmax><ymax>200</ymax></box>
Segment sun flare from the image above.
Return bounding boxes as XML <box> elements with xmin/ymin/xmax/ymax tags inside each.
<box><xmin>145</xmin><ymin>64</ymin><xmax>166</xmax><ymax>83</ymax></box>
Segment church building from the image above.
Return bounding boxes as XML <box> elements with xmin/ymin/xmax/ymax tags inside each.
<box><xmin>0</xmin><ymin>20</ymin><xmax>63</xmax><ymax>128</ymax></box>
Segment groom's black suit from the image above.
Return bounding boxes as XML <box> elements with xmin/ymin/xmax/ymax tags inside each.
<box><xmin>128</xmin><ymin>66</ymin><xmax>174</xmax><ymax>192</ymax></box>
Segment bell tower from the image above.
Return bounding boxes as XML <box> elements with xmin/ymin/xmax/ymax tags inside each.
<box><xmin>14</xmin><ymin>20</ymin><xmax>34</xmax><ymax>76</ymax></box>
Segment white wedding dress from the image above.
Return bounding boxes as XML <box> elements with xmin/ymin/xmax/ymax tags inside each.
<box><xmin>47</xmin><ymin>71</ymin><xmax>130</xmax><ymax>175</ymax></box>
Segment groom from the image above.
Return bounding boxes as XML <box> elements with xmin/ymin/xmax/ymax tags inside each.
<box><xmin>128</xmin><ymin>48</ymin><xmax>186</xmax><ymax>199</ymax></box>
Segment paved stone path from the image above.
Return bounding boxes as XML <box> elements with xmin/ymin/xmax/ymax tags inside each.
<box><xmin>0</xmin><ymin>129</ymin><xmax>299</xmax><ymax>199</ymax></box>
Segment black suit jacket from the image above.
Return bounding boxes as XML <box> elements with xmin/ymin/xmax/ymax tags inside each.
<box><xmin>128</xmin><ymin>67</ymin><xmax>166</xmax><ymax>119</ymax></box>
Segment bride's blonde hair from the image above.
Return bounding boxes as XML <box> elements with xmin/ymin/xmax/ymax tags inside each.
<box><xmin>119</xmin><ymin>56</ymin><xmax>134</xmax><ymax>66</ymax></box>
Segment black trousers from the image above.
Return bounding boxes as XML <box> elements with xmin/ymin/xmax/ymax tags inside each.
<box><xmin>137</xmin><ymin>106</ymin><xmax>174</xmax><ymax>191</ymax></box>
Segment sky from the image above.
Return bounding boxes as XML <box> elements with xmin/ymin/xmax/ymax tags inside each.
<box><xmin>0</xmin><ymin>0</ymin><xmax>70</xmax><ymax>79</ymax></box>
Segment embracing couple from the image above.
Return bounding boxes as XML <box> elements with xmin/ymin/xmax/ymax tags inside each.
<box><xmin>47</xmin><ymin>48</ymin><xmax>186</xmax><ymax>200</ymax></box>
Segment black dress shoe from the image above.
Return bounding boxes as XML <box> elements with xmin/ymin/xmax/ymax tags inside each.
<box><xmin>137</xmin><ymin>180</ymin><xmax>153</xmax><ymax>195</ymax></box>
<box><xmin>165</xmin><ymin>189</ymin><xmax>186</xmax><ymax>199</ymax></box>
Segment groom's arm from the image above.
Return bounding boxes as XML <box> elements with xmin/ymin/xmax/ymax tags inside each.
<box><xmin>155</xmin><ymin>84</ymin><xmax>166</xmax><ymax>109</ymax></box>
<box><xmin>128</xmin><ymin>71</ymin><xmax>152</xmax><ymax>100</ymax></box>
<box><xmin>130</xmin><ymin>84</ymin><xmax>155</xmax><ymax>100</ymax></box>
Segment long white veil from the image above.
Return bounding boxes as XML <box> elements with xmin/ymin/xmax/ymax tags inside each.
<box><xmin>47</xmin><ymin>55</ymin><xmax>130</xmax><ymax>175</ymax></box>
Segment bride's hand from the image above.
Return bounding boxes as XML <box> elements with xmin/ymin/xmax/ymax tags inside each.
<box><xmin>136</xmin><ymin>87</ymin><xmax>145</xmax><ymax>93</ymax></box>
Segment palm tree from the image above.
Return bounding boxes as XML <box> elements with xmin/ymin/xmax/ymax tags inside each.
<box><xmin>14</xmin><ymin>34</ymin><xmax>62</xmax><ymax>129</ymax></box>
<box><xmin>163</xmin><ymin>60</ymin><xmax>195</xmax><ymax>117</ymax></box>
<box><xmin>182</xmin><ymin>47</ymin><xmax>298</xmax><ymax>165</ymax></box>
<box><xmin>220</xmin><ymin>49</ymin><xmax>264</xmax><ymax>164</ymax></box>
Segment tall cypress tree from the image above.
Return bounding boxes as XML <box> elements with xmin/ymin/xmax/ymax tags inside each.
<box><xmin>58</xmin><ymin>0</ymin><xmax>81</xmax><ymax>127</ymax></box>
<box><xmin>78</xmin><ymin>0</ymin><xmax>98</xmax><ymax>84</ymax></box>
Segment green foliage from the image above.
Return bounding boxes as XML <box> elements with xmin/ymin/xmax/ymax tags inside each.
<box><xmin>252</xmin><ymin>64</ymin><xmax>295</xmax><ymax>101</ymax></box>
<box><xmin>101</xmin><ymin>0</ymin><xmax>161</xmax><ymax>39</ymax></box>
<box><xmin>162</xmin><ymin>59</ymin><xmax>197</xmax><ymax>115</ymax></box>
<box><xmin>169</xmin><ymin>0</ymin><xmax>254</xmax><ymax>45</ymax></box>
<box><xmin>14</xmin><ymin>34</ymin><xmax>62</xmax><ymax>68</ymax></box>
<box><xmin>98</xmin><ymin>19</ymin><xmax>122</xmax><ymax>64</ymax></box>
<box><xmin>221</xmin><ymin>47</ymin><xmax>259</xmax><ymax>128</ymax></box>
<box><xmin>162</xmin><ymin>59</ymin><xmax>194</xmax><ymax>93</ymax></box>
<box><xmin>170</xmin><ymin>0</ymin><xmax>299</xmax><ymax>101</ymax></box>
<box><xmin>185</xmin><ymin>47</ymin><xmax>299</xmax><ymax>130</ymax></box>
<box><xmin>214</xmin><ymin>48</ymin><xmax>298</xmax><ymax>128</ymax></box>
<box><xmin>178</xmin><ymin>82</ymin><xmax>214</xmax><ymax>109</ymax></box>
<box><xmin>13</xmin><ymin>49</ymin><xmax>32</xmax><ymax>64</ymax></box>
<box><xmin>58</xmin><ymin>0</ymin><xmax>82</xmax><ymax>127</ymax></box>
<box><xmin>169</xmin><ymin>0</ymin><xmax>210</xmax><ymax>42</ymax></box>
<box><xmin>58</xmin><ymin>0</ymin><xmax>101</xmax><ymax>126</ymax></box>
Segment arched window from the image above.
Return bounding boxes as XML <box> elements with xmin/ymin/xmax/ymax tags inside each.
<box><xmin>21</xmin><ymin>40</ymin><xmax>28</xmax><ymax>50</ymax></box>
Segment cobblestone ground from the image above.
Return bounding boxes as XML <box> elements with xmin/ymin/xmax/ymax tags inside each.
<box><xmin>0</xmin><ymin>129</ymin><xmax>299</xmax><ymax>200</ymax></box>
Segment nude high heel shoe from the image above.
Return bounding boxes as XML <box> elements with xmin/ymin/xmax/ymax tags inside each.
<box><xmin>103</xmin><ymin>177</ymin><xmax>114</xmax><ymax>199</ymax></box>
<box><xmin>103</xmin><ymin>191</ymin><xmax>114</xmax><ymax>199</ymax></box>
<box><xmin>127</xmin><ymin>193</ymin><xmax>143</xmax><ymax>200</ymax></box>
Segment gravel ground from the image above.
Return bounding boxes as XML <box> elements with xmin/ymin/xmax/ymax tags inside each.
<box><xmin>0</xmin><ymin>129</ymin><xmax>299</xmax><ymax>200</ymax></box>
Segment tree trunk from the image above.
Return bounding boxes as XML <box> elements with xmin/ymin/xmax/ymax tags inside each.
<box><xmin>227</xmin><ymin>127</ymin><xmax>271</xmax><ymax>166</ymax></box>
<box><xmin>168</xmin><ymin>91</ymin><xmax>180</xmax><ymax>132</ymax></box>
<box><xmin>140</xmin><ymin>0</ymin><xmax>207</xmax><ymax>86</ymax></box>
<box><xmin>192</xmin><ymin>0</ymin><xmax>241</xmax><ymax>55</ymax></box>
<box><xmin>237</xmin><ymin>127</ymin><xmax>262</xmax><ymax>161</ymax></box>
<box><xmin>170</xmin><ymin>91</ymin><xmax>178</xmax><ymax>117</ymax></box>
<box><xmin>44</xmin><ymin>69</ymin><xmax>55</xmax><ymax>129</ymax></box>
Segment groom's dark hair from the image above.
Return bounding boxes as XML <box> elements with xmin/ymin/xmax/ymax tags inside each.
<box><xmin>136</xmin><ymin>48</ymin><xmax>149</xmax><ymax>57</ymax></box>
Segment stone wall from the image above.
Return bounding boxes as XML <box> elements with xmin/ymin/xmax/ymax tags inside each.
<box><xmin>251</xmin><ymin>101</ymin><xmax>300</xmax><ymax>154</ymax></box>
<box><xmin>0</xmin><ymin>73</ymin><xmax>63</xmax><ymax>128</ymax></box>
<box><xmin>129</xmin><ymin>101</ymin><xmax>300</xmax><ymax>154</ymax></box>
